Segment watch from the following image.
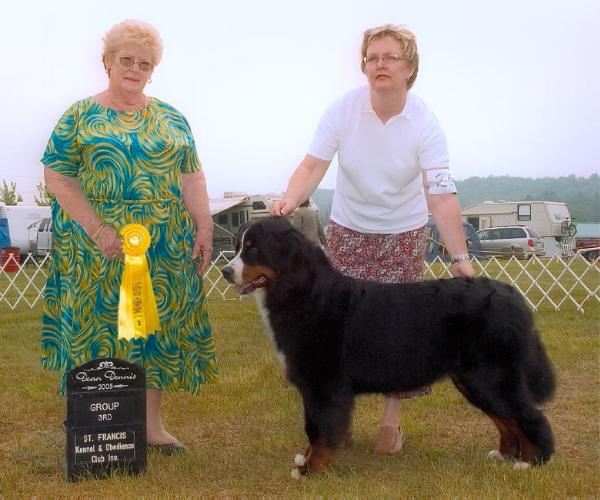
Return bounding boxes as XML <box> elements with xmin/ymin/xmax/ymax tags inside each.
<box><xmin>450</xmin><ymin>253</ymin><xmax>470</xmax><ymax>264</ymax></box>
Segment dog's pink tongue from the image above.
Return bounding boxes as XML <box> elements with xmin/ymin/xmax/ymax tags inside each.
<box><xmin>233</xmin><ymin>276</ymin><xmax>268</xmax><ymax>295</ymax></box>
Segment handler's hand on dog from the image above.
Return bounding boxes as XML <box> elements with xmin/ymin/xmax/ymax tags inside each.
<box><xmin>192</xmin><ymin>230</ymin><xmax>213</xmax><ymax>275</ymax></box>
<box><xmin>271</xmin><ymin>198</ymin><xmax>297</xmax><ymax>216</ymax></box>
<box><xmin>451</xmin><ymin>260</ymin><xmax>476</xmax><ymax>279</ymax></box>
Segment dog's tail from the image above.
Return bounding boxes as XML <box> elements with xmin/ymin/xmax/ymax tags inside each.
<box><xmin>526</xmin><ymin>330</ymin><xmax>556</xmax><ymax>404</ymax></box>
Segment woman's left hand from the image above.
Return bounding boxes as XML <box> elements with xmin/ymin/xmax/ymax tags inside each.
<box><xmin>192</xmin><ymin>229</ymin><xmax>213</xmax><ymax>275</ymax></box>
<box><xmin>450</xmin><ymin>260</ymin><xmax>476</xmax><ymax>279</ymax></box>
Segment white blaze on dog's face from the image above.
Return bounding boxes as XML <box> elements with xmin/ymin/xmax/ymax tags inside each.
<box><xmin>227</xmin><ymin>236</ymin><xmax>246</xmax><ymax>286</ymax></box>
<box><xmin>226</xmin><ymin>222</ymin><xmax>287</xmax><ymax>370</ymax></box>
<box><xmin>227</xmin><ymin>224</ymin><xmax>276</xmax><ymax>295</ymax></box>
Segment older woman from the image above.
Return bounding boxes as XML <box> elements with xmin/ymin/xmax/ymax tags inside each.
<box><xmin>41</xmin><ymin>19</ymin><xmax>218</xmax><ymax>453</ymax></box>
<box><xmin>272</xmin><ymin>24</ymin><xmax>475</xmax><ymax>455</ymax></box>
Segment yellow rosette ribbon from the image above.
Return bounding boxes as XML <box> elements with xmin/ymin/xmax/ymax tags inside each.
<box><xmin>118</xmin><ymin>224</ymin><xmax>160</xmax><ymax>340</ymax></box>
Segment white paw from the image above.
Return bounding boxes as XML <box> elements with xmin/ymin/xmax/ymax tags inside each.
<box><xmin>513</xmin><ymin>461</ymin><xmax>531</xmax><ymax>470</ymax></box>
<box><xmin>291</xmin><ymin>467</ymin><xmax>301</xmax><ymax>480</ymax></box>
<box><xmin>294</xmin><ymin>453</ymin><xmax>306</xmax><ymax>466</ymax></box>
<box><xmin>487</xmin><ymin>449</ymin><xmax>506</xmax><ymax>462</ymax></box>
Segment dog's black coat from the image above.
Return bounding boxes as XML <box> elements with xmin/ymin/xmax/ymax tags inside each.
<box><xmin>223</xmin><ymin>217</ymin><xmax>556</xmax><ymax>469</ymax></box>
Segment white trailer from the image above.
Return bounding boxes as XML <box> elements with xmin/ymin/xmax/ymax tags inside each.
<box><xmin>210</xmin><ymin>193</ymin><xmax>287</xmax><ymax>256</ymax></box>
<box><xmin>1</xmin><ymin>204</ymin><xmax>52</xmax><ymax>258</ymax></box>
<box><xmin>461</xmin><ymin>200</ymin><xmax>572</xmax><ymax>256</ymax></box>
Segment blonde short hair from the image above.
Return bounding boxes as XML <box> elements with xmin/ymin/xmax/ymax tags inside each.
<box><xmin>102</xmin><ymin>19</ymin><xmax>163</xmax><ymax>68</ymax></box>
<box><xmin>360</xmin><ymin>24</ymin><xmax>419</xmax><ymax>89</ymax></box>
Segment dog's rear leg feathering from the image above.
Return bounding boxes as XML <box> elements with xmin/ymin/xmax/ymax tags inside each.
<box><xmin>451</xmin><ymin>320</ymin><xmax>556</xmax><ymax>468</ymax></box>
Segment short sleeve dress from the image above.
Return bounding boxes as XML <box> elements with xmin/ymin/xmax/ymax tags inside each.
<box><xmin>40</xmin><ymin>97</ymin><xmax>219</xmax><ymax>394</ymax></box>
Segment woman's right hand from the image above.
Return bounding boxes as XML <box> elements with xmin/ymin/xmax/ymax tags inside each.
<box><xmin>94</xmin><ymin>225</ymin><xmax>124</xmax><ymax>259</ymax></box>
<box><xmin>271</xmin><ymin>198</ymin><xmax>297</xmax><ymax>216</ymax></box>
<box><xmin>271</xmin><ymin>155</ymin><xmax>331</xmax><ymax>217</ymax></box>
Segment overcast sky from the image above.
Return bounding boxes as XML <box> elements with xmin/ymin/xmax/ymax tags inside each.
<box><xmin>1</xmin><ymin>0</ymin><xmax>598</xmax><ymax>203</ymax></box>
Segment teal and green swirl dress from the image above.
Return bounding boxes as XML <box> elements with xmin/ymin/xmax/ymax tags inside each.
<box><xmin>41</xmin><ymin>97</ymin><xmax>219</xmax><ymax>394</ymax></box>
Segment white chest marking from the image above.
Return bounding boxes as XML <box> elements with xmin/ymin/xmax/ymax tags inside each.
<box><xmin>254</xmin><ymin>289</ymin><xmax>287</xmax><ymax>371</ymax></box>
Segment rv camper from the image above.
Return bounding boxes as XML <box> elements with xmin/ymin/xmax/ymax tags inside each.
<box><xmin>210</xmin><ymin>193</ymin><xmax>281</xmax><ymax>257</ymax></box>
<box><xmin>208</xmin><ymin>193</ymin><xmax>314</xmax><ymax>257</ymax></box>
<box><xmin>461</xmin><ymin>200</ymin><xmax>572</xmax><ymax>256</ymax></box>
<box><xmin>1</xmin><ymin>204</ymin><xmax>52</xmax><ymax>259</ymax></box>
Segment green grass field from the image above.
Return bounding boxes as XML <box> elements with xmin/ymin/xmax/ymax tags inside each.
<box><xmin>0</xmin><ymin>295</ymin><xmax>598</xmax><ymax>496</ymax></box>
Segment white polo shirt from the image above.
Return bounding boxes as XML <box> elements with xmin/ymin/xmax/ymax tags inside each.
<box><xmin>308</xmin><ymin>86</ymin><xmax>451</xmax><ymax>234</ymax></box>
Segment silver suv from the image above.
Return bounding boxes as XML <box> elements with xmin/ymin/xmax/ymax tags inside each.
<box><xmin>476</xmin><ymin>226</ymin><xmax>545</xmax><ymax>259</ymax></box>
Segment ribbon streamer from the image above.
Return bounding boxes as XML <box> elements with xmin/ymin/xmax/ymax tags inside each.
<box><xmin>118</xmin><ymin>224</ymin><xmax>160</xmax><ymax>340</ymax></box>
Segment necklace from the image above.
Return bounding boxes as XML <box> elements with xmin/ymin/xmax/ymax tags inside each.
<box><xmin>106</xmin><ymin>91</ymin><xmax>148</xmax><ymax>111</ymax></box>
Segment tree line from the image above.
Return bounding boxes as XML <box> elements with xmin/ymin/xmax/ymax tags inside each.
<box><xmin>3</xmin><ymin>174</ymin><xmax>598</xmax><ymax>222</ymax></box>
<box><xmin>0</xmin><ymin>179</ymin><xmax>51</xmax><ymax>206</ymax></box>
<box><xmin>314</xmin><ymin>174</ymin><xmax>599</xmax><ymax>223</ymax></box>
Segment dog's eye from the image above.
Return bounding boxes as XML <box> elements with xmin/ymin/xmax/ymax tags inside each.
<box><xmin>245</xmin><ymin>246</ymin><xmax>259</xmax><ymax>258</ymax></box>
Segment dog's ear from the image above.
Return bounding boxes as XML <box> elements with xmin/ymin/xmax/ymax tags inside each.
<box><xmin>234</xmin><ymin>221</ymin><xmax>254</xmax><ymax>251</ymax></box>
<box><xmin>238</xmin><ymin>221</ymin><xmax>255</xmax><ymax>240</ymax></box>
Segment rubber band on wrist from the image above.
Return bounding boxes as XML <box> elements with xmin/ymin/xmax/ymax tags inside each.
<box><xmin>91</xmin><ymin>224</ymin><xmax>107</xmax><ymax>241</ymax></box>
<box><xmin>450</xmin><ymin>253</ymin><xmax>470</xmax><ymax>265</ymax></box>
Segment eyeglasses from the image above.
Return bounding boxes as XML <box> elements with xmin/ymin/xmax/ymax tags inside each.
<box><xmin>363</xmin><ymin>54</ymin><xmax>404</xmax><ymax>66</ymax></box>
<box><xmin>118</xmin><ymin>56</ymin><xmax>153</xmax><ymax>72</ymax></box>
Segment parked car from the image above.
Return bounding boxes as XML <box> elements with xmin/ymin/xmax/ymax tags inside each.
<box><xmin>425</xmin><ymin>220</ymin><xmax>486</xmax><ymax>261</ymax></box>
<box><xmin>575</xmin><ymin>238</ymin><xmax>599</xmax><ymax>262</ymax></box>
<box><xmin>476</xmin><ymin>226</ymin><xmax>545</xmax><ymax>259</ymax></box>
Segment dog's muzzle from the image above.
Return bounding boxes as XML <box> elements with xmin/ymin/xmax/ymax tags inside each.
<box><xmin>222</xmin><ymin>266</ymin><xmax>234</xmax><ymax>284</ymax></box>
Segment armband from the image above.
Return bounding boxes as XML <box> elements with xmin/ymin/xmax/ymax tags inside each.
<box><xmin>425</xmin><ymin>168</ymin><xmax>457</xmax><ymax>195</ymax></box>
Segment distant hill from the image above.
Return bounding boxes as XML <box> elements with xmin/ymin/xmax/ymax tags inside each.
<box><xmin>311</xmin><ymin>189</ymin><xmax>334</xmax><ymax>225</ymax></box>
<box><xmin>313</xmin><ymin>174</ymin><xmax>599</xmax><ymax>224</ymax></box>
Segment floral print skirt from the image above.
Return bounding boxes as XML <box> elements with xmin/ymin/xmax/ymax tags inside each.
<box><xmin>326</xmin><ymin>220</ymin><xmax>432</xmax><ymax>400</ymax></box>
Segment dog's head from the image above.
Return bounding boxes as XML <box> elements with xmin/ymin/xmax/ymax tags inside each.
<box><xmin>221</xmin><ymin>216</ymin><xmax>318</xmax><ymax>295</ymax></box>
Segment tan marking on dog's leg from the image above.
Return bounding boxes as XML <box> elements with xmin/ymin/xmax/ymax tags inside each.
<box><xmin>293</xmin><ymin>440</ymin><xmax>337</xmax><ymax>476</ymax></box>
<box><xmin>504</xmin><ymin>418</ymin><xmax>536</xmax><ymax>464</ymax></box>
<box><xmin>305</xmin><ymin>440</ymin><xmax>335</xmax><ymax>474</ymax></box>
<box><xmin>488</xmin><ymin>414</ymin><xmax>520</xmax><ymax>458</ymax></box>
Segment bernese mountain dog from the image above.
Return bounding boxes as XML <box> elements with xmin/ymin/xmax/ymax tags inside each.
<box><xmin>221</xmin><ymin>216</ymin><xmax>555</xmax><ymax>477</ymax></box>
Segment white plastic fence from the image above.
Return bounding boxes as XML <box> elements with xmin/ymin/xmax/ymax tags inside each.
<box><xmin>1</xmin><ymin>249</ymin><xmax>598</xmax><ymax>313</ymax></box>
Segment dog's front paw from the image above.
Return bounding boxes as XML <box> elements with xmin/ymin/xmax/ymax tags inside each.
<box><xmin>487</xmin><ymin>449</ymin><xmax>506</xmax><ymax>462</ymax></box>
<box><xmin>291</xmin><ymin>454</ymin><xmax>309</xmax><ymax>479</ymax></box>
<box><xmin>513</xmin><ymin>461</ymin><xmax>531</xmax><ymax>470</ymax></box>
<box><xmin>291</xmin><ymin>464</ymin><xmax>310</xmax><ymax>479</ymax></box>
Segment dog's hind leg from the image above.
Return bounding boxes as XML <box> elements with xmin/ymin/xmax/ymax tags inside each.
<box><xmin>451</xmin><ymin>377</ymin><xmax>517</xmax><ymax>461</ymax></box>
<box><xmin>486</xmin><ymin>414</ymin><xmax>520</xmax><ymax>461</ymax></box>
<box><xmin>451</xmin><ymin>375</ymin><xmax>554</xmax><ymax>467</ymax></box>
<box><xmin>500</xmin><ymin>408</ymin><xmax>555</xmax><ymax>467</ymax></box>
<box><xmin>291</xmin><ymin>388</ymin><xmax>354</xmax><ymax>478</ymax></box>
